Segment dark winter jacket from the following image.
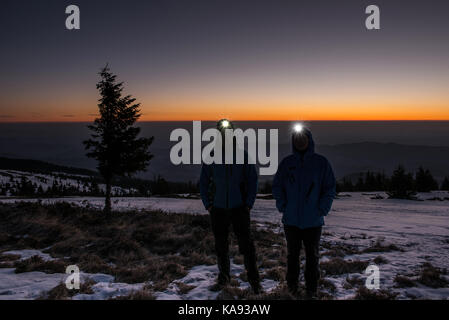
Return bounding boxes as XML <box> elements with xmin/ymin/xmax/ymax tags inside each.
<box><xmin>200</xmin><ymin>146</ymin><xmax>258</xmax><ymax>210</ymax></box>
<box><xmin>272</xmin><ymin>129</ymin><xmax>336</xmax><ymax>229</ymax></box>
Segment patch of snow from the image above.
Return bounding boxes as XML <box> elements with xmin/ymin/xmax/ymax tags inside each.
<box><xmin>0</xmin><ymin>250</ymin><xmax>144</xmax><ymax>300</ymax></box>
<box><xmin>81</xmin><ymin>272</ymin><xmax>114</xmax><ymax>284</ymax></box>
<box><xmin>155</xmin><ymin>262</ymin><xmax>279</xmax><ymax>300</ymax></box>
<box><xmin>73</xmin><ymin>281</ymin><xmax>145</xmax><ymax>300</ymax></box>
<box><xmin>3</xmin><ymin>249</ymin><xmax>55</xmax><ymax>261</ymax></box>
<box><xmin>1</xmin><ymin>192</ymin><xmax>448</xmax><ymax>299</ymax></box>
<box><xmin>0</xmin><ymin>268</ymin><xmax>64</xmax><ymax>300</ymax></box>
<box><xmin>0</xmin><ymin>169</ymin><xmax>138</xmax><ymax>196</ymax></box>
<box><xmin>403</xmin><ymin>286</ymin><xmax>449</xmax><ymax>300</ymax></box>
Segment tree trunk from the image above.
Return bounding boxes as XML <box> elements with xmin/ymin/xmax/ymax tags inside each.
<box><xmin>104</xmin><ymin>178</ymin><xmax>112</xmax><ymax>214</ymax></box>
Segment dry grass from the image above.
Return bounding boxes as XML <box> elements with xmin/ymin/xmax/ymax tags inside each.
<box><xmin>0</xmin><ymin>253</ymin><xmax>20</xmax><ymax>261</ymax></box>
<box><xmin>417</xmin><ymin>262</ymin><xmax>448</xmax><ymax>288</ymax></box>
<box><xmin>394</xmin><ymin>275</ymin><xmax>416</xmax><ymax>288</ymax></box>
<box><xmin>322</xmin><ymin>248</ymin><xmax>346</xmax><ymax>258</ymax></box>
<box><xmin>0</xmin><ymin>202</ymin><xmax>217</xmax><ymax>289</ymax></box>
<box><xmin>175</xmin><ymin>282</ymin><xmax>196</xmax><ymax>295</ymax></box>
<box><xmin>217</xmin><ymin>286</ymin><xmax>249</xmax><ymax>300</ymax></box>
<box><xmin>14</xmin><ymin>255</ymin><xmax>67</xmax><ymax>274</ymax></box>
<box><xmin>343</xmin><ymin>275</ymin><xmax>365</xmax><ymax>289</ymax></box>
<box><xmin>239</xmin><ymin>271</ymin><xmax>248</xmax><ymax>282</ymax></box>
<box><xmin>259</xmin><ymin>258</ymin><xmax>278</xmax><ymax>269</ymax></box>
<box><xmin>353</xmin><ymin>286</ymin><xmax>398</xmax><ymax>300</ymax></box>
<box><xmin>321</xmin><ymin>241</ymin><xmax>360</xmax><ymax>256</ymax></box>
<box><xmin>320</xmin><ymin>258</ymin><xmax>370</xmax><ymax>276</ymax></box>
<box><xmin>233</xmin><ymin>254</ymin><xmax>244</xmax><ymax>265</ymax></box>
<box><xmin>0</xmin><ymin>253</ymin><xmax>20</xmax><ymax>268</ymax></box>
<box><xmin>0</xmin><ymin>202</ymin><xmax>285</xmax><ymax>296</ymax></box>
<box><xmin>1</xmin><ymin>201</ymin><xmax>420</xmax><ymax>300</ymax></box>
<box><xmin>263</xmin><ymin>266</ymin><xmax>284</xmax><ymax>281</ymax></box>
<box><xmin>362</xmin><ymin>239</ymin><xmax>403</xmax><ymax>253</ymax></box>
<box><xmin>319</xmin><ymin>278</ymin><xmax>336</xmax><ymax>293</ymax></box>
<box><xmin>373</xmin><ymin>255</ymin><xmax>389</xmax><ymax>264</ymax></box>
<box><xmin>39</xmin><ymin>279</ymin><xmax>96</xmax><ymax>300</ymax></box>
<box><xmin>152</xmin><ymin>281</ymin><xmax>170</xmax><ymax>292</ymax></box>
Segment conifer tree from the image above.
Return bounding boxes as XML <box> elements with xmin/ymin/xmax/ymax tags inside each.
<box><xmin>387</xmin><ymin>165</ymin><xmax>417</xmax><ymax>199</ymax></box>
<box><xmin>415</xmin><ymin>166</ymin><xmax>438</xmax><ymax>192</ymax></box>
<box><xmin>84</xmin><ymin>66</ymin><xmax>154</xmax><ymax>213</ymax></box>
<box><xmin>441</xmin><ymin>177</ymin><xmax>449</xmax><ymax>191</ymax></box>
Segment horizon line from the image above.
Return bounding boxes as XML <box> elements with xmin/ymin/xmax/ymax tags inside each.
<box><xmin>2</xmin><ymin>119</ymin><xmax>449</xmax><ymax>124</ymax></box>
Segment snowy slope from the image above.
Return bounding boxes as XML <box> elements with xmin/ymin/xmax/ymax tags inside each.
<box><xmin>0</xmin><ymin>192</ymin><xmax>448</xmax><ymax>300</ymax></box>
<box><xmin>0</xmin><ymin>169</ymin><xmax>137</xmax><ymax>196</ymax></box>
<box><xmin>0</xmin><ymin>249</ymin><xmax>146</xmax><ymax>300</ymax></box>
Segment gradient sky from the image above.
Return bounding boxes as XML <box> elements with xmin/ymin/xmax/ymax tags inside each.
<box><xmin>1</xmin><ymin>0</ymin><xmax>449</xmax><ymax>122</ymax></box>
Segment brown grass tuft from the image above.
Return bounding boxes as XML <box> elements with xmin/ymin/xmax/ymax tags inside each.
<box><xmin>344</xmin><ymin>275</ymin><xmax>365</xmax><ymax>289</ymax></box>
<box><xmin>353</xmin><ymin>286</ymin><xmax>398</xmax><ymax>300</ymax></box>
<box><xmin>362</xmin><ymin>239</ymin><xmax>403</xmax><ymax>253</ymax></box>
<box><xmin>373</xmin><ymin>256</ymin><xmax>389</xmax><ymax>264</ymax></box>
<box><xmin>394</xmin><ymin>275</ymin><xmax>415</xmax><ymax>288</ymax></box>
<box><xmin>418</xmin><ymin>262</ymin><xmax>448</xmax><ymax>288</ymax></box>
<box><xmin>320</xmin><ymin>258</ymin><xmax>369</xmax><ymax>276</ymax></box>
<box><xmin>40</xmin><ymin>279</ymin><xmax>96</xmax><ymax>300</ymax></box>
<box><xmin>14</xmin><ymin>255</ymin><xmax>67</xmax><ymax>274</ymax></box>
<box><xmin>175</xmin><ymin>282</ymin><xmax>196</xmax><ymax>295</ymax></box>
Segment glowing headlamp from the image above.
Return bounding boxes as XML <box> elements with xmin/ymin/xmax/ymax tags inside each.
<box><xmin>221</xmin><ymin>120</ymin><xmax>230</xmax><ymax>128</ymax></box>
<box><xmin>294</xmin><ymin>123</ymin><xmax>304</xmax><ymax>133</ymax></box>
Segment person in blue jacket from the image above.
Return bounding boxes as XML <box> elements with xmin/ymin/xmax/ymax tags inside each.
<box><xmin>272</xmin><ymin>125</ymin><xmax>336</xmax><ymax>298</ymax></box>
<box><xmin>200</xmin><ymin>119</ymin><xmax>261</xmax><ymax>293</ymax></box>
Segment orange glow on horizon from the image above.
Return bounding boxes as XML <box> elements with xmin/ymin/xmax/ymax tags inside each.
<box><xmin>2</xmin><ymin>112</ymin><xmax>449</xmax><ymax>122</ymax></box>
<box><xmin>2</xmin><ymin>98</ymin><xmax>449</xmax><ymax>122</ymax></box>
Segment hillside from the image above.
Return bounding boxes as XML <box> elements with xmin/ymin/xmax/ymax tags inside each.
<box><xmin>0</xmin><ymin>157</ymin><xmax>198</xmax><ymax>197</ymax></box>
<box><xmin>0</xmin><ymin>157</ymin><xmax>98</xmax><ymax>177</ymax></box>
<box><xmin>316</xmin><ymin>142</ymin><xmax>449</xmax><ymax>181</ymax></box>
<box><xmin>0</xmin><ymin>193</ymin><xmax>448</xmax><ymax>299</ymax></box>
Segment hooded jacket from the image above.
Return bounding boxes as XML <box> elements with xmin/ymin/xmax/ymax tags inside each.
<box><xmin>272</xmin><ymin>129</ymin><xmax>336</xmax><ymax>229</ymax></box>
<box><xmin>200</xmin><ymin>142</ymin><xmax>258</xmax><ymax>210</ymax></box>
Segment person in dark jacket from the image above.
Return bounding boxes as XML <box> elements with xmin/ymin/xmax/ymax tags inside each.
<box><xmin>272</xmin><ymin>125</ymin><xmax>336</xmax><ymax>298</ymax></box>
<box><xmin>200</xmin><ymin>119</ymin><xmax>261</xmax><ymax>293</ymax></box>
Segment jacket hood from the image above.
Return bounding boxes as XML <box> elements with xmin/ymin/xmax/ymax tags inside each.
<box><xmin>292</xmin><ymin>128</ymin><xmax>315</xmax><ymax>157</ymax></box>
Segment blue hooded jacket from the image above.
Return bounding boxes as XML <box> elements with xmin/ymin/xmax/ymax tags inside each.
<box><xmin>272</xmin><ymin>129</ymin><xmax>336</xmax><ymax>229</ymax></box>
<box><xmin>200</xmin><ymin>146</ymin><xmax>258</xmax><ymax>210</ymax></box>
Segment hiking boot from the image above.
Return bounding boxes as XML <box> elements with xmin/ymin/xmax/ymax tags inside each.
<box><xmin>305</xmin><ymin>290</ymin><xmax>319</xmax><ymax>300</ymax></box>
<box><xmin>287</xmin><ymin>283</ymin><xmax>298</xmax><ymax>295</ymax></box>
<box><xmin>250</xmin><ymin>282</ymin><xmax>263</xmax><ymax>295</ymax></box>
<box><xmin>209</xmin><ymin>276</ymin><xmax>230</xmax><ymax>291</ymax></box>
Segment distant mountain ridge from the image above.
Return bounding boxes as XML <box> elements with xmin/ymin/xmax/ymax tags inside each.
<box><xmin>315</xmin><ymin>142</ymin><xmax>449</xmax><ymax>181</ymax></box>
<box><xmin>0</xmin><ymin>157</ymin><xmax>98</xmax><ymax>177</ymax></box>
<box><xmin>2</xmin><ymin>140</ymin><xmax>449</xmax><ymax>183</ymax></box>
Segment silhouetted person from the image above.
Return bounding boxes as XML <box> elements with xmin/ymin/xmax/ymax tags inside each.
<box><xmin>272</xmin><ymin>126</ymin><xmax>336</xmax><ymax>299</ymax></box>
<box><xmin>200</xmin><ymin>119</ymin><xmax>261</xmax><ymax>294</ymax></box>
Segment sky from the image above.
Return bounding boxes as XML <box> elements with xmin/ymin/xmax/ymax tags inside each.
<box><xmin>1</xmin><ymin>0</ymin><xmax>449</xmax><ymax>122</ymax></box>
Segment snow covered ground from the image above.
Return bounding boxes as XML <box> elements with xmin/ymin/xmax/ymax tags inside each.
<box><xmin>0</xmin><ymin>169</ymin><xmax>137</xmax><ymax>196</ymax></box>
<box><xmin>155</xmin><ymin>262</ymin><xmax>279</xmax><ymax>300</ymax></box>
<box><xmin>0</xmin><ymin>249</ymin><xmax>146</xmax><ymax>300</ymax></box>
<box><xmin>0</xmin><ymin>268</ymin><xmax>65</xmax><ymax>300</ymax></box>
<box><xmin>0</xmin><ymin>192</ymin><xmax>448</xmax><ymax>300</ymax></box>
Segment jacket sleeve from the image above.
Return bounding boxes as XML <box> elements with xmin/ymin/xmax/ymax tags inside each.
<box><xmin>245</xmin><ymin>163</ymin><xmax>258</xmax><ymax>209</ymax></box>
<box><xmin>272</xmin><ymin>159</ymin><xmax>287</xmax><ymax>213</ymax></box>
<box><xmin>318</xmin><ymin>160</ymin><xmax>336</xmax><ymax>216</ymax></box>
<box><xmin>200</xmin><ymin>164</ymin><xmax>212</xmax><ymax>210</ymax></box>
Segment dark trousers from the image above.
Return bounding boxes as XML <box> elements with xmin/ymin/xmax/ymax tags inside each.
<box><xmin>210</xmin><ymin>206</ymin><xmax>260</xmax><ymax>285</ymax></box>
<box><xmin>284</xmin><ymin>225</ymin><xmax>322</xmax><ymax>293</ymax></box>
